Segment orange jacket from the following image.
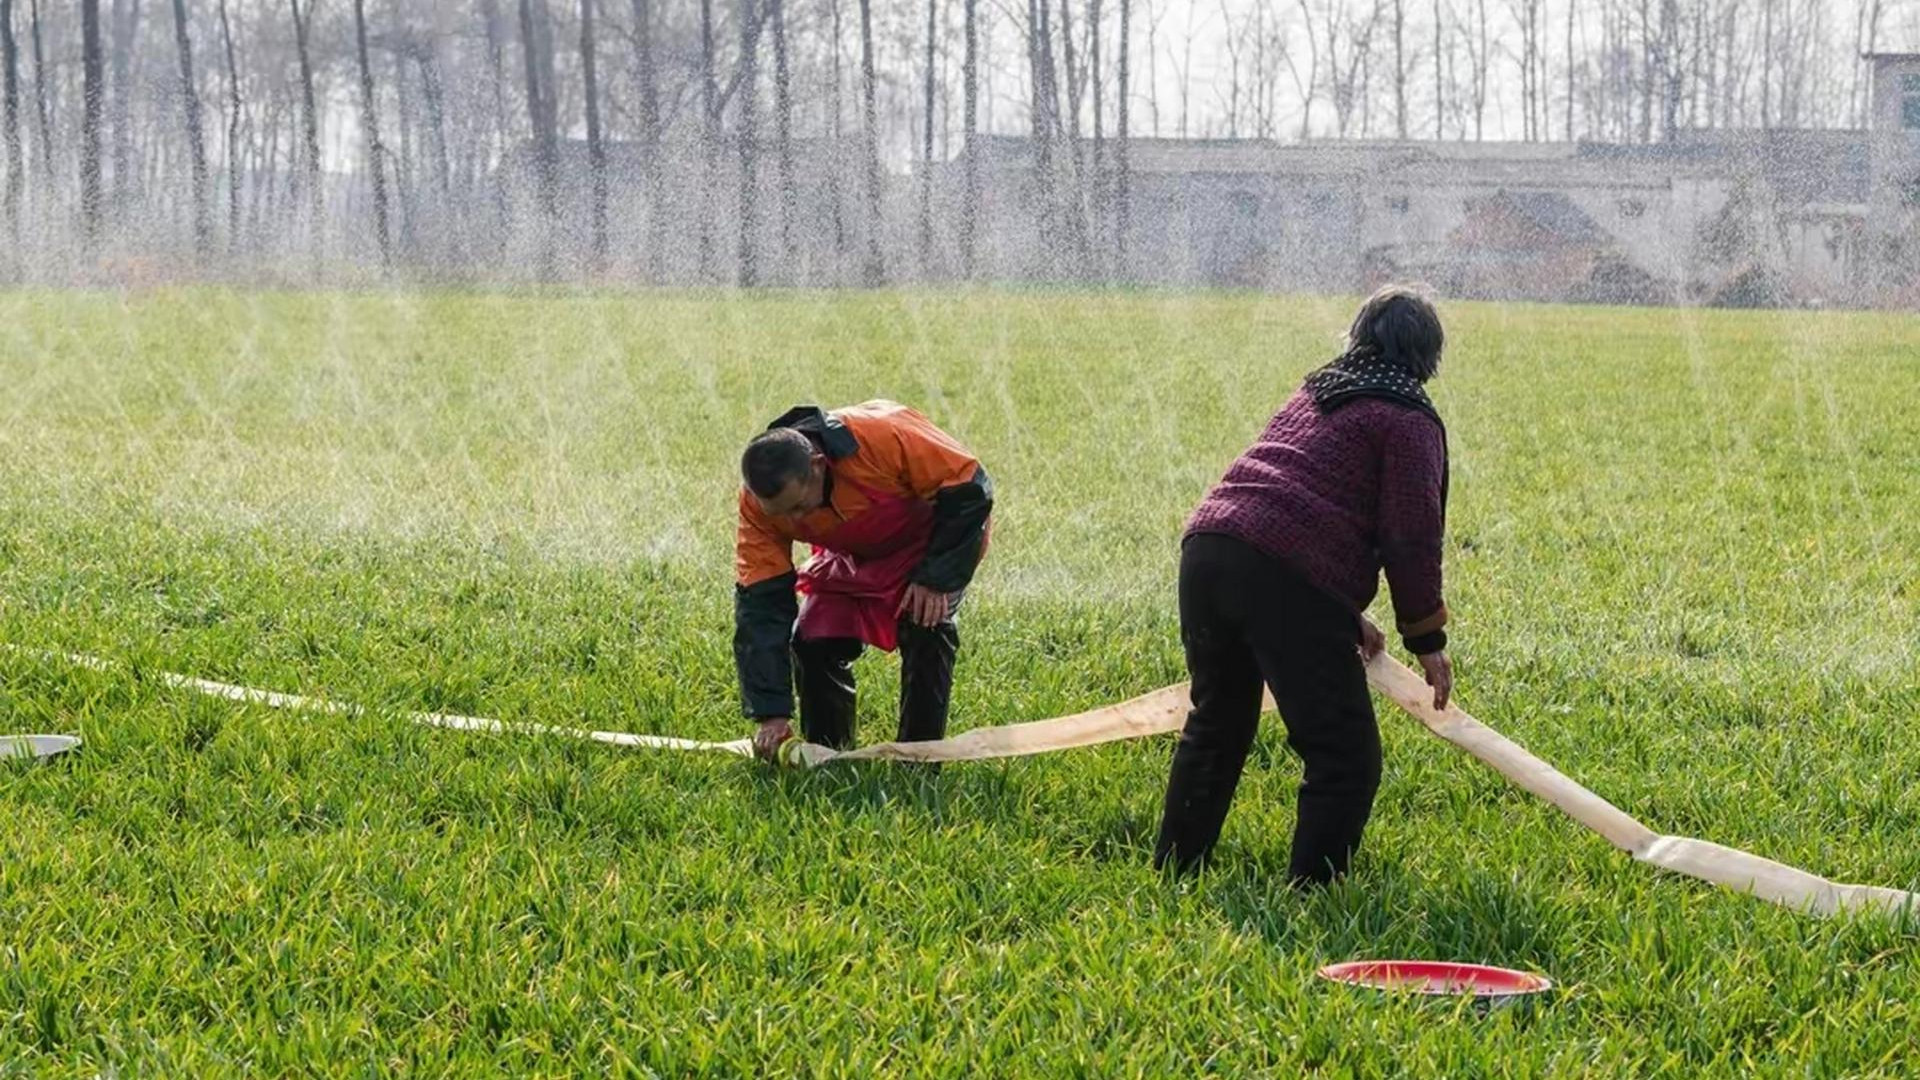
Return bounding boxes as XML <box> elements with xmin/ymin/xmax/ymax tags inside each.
<box><xmin>733</xmin><ymin>401</ymin><xmax>994</xmax><ymax>719</ymax></box>
<box><xmin>735</xmin><ymin>400</ymin><xmax>989</xmax><ymax>590</ymax></box>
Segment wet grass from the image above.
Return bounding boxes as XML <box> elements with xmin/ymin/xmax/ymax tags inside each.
<box><xmin>2</xmin><ymin>288</ymin><xmax>1917</xmax><ymax>1076</ymax></box>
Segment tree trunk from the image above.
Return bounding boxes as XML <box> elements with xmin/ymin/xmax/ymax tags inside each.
<box><xmin>1468</xmin><ymin>0</ymin><xmax>1487</xmax><ymax>139</ymax></box>
<box><xmin>170</xmin><ymin>0</ymin><xmax>211</xmax><ymax>257</ymax></box>
<box><xmin>1029</xmin><ymin>0</ymin><xmax>1056</xmax><ymax>261</ymax></box>
<box><xmin>1115</xmin><ymin>0</ymin><xmax>1129</xmax><ymax>267</ymax></box>
<box><xmin>81</xmin><ymin>0</ymin><xmax>106</xmax><ymax>248</ymax></box>
<box><xmin>581</xmin><ymin>0</ymin><xmax>607</xmax><ymax>271</ymax></box>
<box><xmin>109</xmin><ymin>0</ymin><xmax>141</xmax><ymax>213</ymax></box>
<box><xmin>961</xmin><ymin>0</ymin><xmax>977</xmax><ymax>278</ymax></box>
<box><xmin>1431</xmin><ymin>0</ymin><xmax>1443</xmax><ymax>137</ymax></box>
<box><xmin>290</xmin><ymin>0</ymin><xmax>322</xmax><ymax>246</ymax></box>
<box><xmin>770</xmin><ymin>0</ymin><xmax>794</xmax><ymax>274</ymax></box>
<box><xmin>28</xmin><ymin>0</ymin><xmax>52</xmax><ymax>191</ymax></box>
<box><xmin>826</xmin><ymin>0</ymin><xmax>846</xmax><ymax>266</ymax></box>
<box><xmin>629</xmin><ymin>0</ymin><xmax>663</xmax><ymax>279</ymax></box>
<box><xmin>919</xmin><ymin>0</ymin><xmax>935</xmax><ymax>277</ymax></box>
<box><xmin>857</xmin><ymin>0</ymin><xmax>884</xmax><ymax>284</ymax></box>
<box><xmin>737</xmin><ymin>0</ymin><xmax>760</xmax><ymax>286</ymax></box>
<box><xmin>480</xmin><ymin>0</ymin><xmax>511</xmax><ymax>237</ymax></box>
<box><xmin>391</xmin><ymin>43</ymin><xmax>415</xmax><ymax>251</ymax></box>
<box><xmin>1564</xmin><ymin>0</ymin><xmax>1574</xmax><ymax>140</ymax></box>
<box><xmin>1058</xmin><ymin>0</ymin><xmax>1085</xmax><ymax>260</ymax></box>
<box><xmin>1660</xmin><ymin>0</ymin><xmax>1680</xmax><ymax>140</ymax></box>
<box><xmin>353</xmin><ymin>0</ymin><xmax>392</xmax><ymax>266</ymax></box>
<box><xmin>1759</xmin><ymin>0</ymin><xmax>1772</xmax><ymax>129</ymax></box>
<box><xmin>216</xmin><ymin>0</ymin><xmax>239</xmax><ymax>252</ymax></box>
<box><xmin>1090</xmin><ymin>0</ymin><xmax>1103</xmax><ymax>270</ymax></box>
<box><xmin>518</xmin><ymin>0</ymin><xmax>558</xmax><ymax>273</ymax></box>
<box><xmin>700</xmin><ymin>0</ymin><xmax>716</xmax><ymax>279</ymax></box>
<box><xmin>2</xmin><ymin>0</ymin><xmax>22</xmax><ymax>247</ymax></box>
<box><xmin>1392</xmin><ymin>0</ymin><xmax>1406</xmax><ymax>138</ymax></box>
<box><xmin>417</xmin><ymin>46</ymin><xmax>451</xmax><ymax>197</ymax></box>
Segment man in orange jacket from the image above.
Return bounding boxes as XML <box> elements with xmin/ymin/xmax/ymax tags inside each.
<box><xmin>735</xmin><ymin>401</ymin><xmax>994</xmax><ymax>760</ymax></box>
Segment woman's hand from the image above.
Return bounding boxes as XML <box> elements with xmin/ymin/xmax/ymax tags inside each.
<box><xmin>1417</xmin><ymin>650</ymin><xmax>1453</xmax><ymax>711</ymax></box>
<box><xmin>1358</xmin><ymin>616</ymin><xmax>1385</xmax><ymax>661</ymax></box>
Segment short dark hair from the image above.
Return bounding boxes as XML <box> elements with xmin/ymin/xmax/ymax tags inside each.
<box><xmin>1345</xmin><ymin>285</ymin><xmax>1445</xmax><ymax>382</ymax></box>
<box><xmin>742</xmin><ymin>428</ymin><xmax>816</xmax><ymax>498</ymax></box>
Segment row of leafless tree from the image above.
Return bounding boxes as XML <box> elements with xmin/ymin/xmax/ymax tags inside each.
<box><xmin>0</xmin><ymin>0</ymin><xmax>1909</xmax><ymax>284</ymax></box>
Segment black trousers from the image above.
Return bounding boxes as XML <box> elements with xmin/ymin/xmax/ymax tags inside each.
<box><xmin>1154</xmin><ymin>532</ymin><xmax>1383</xmax><ymax>885</ymax></box>
<box><xmin>791</xmin><ymin>619</ymin><xmax>959</xmax><ymax>750</ymax></box>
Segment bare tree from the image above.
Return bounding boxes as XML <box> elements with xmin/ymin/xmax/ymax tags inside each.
<box><xmin>1462</xmin><ymin>0</ymin><xmax>1488</xmax><ymax>139</ymax></box>
<box><xmin>771</xmin><ymin>0</ymin><xmax>794</xmax><ymax>273</ymax></box>
<box><xmin>738</xmin><ymin>0</ymin><xmax>760</xmax><ymax>286</ymax></box>
<box><xmin>1506</xmin><ymin>0</ymin><xmax>1541</xmax><ymax>141</ymax></box>
<box><xmin>108</xmin><ymin>0</ymin><xmax>141</xmax><ymax>211</ymax></box>
<box><xmin>170</xmin><ymin>0</ymin><xmax>212</xmax><ymax>256</ymax></box>
<box><xmin>390</xmin><ymin>32</ymin><xmax>416</xmax><ymax>247</ymax></box>
<box><xmin>1029</xmin><ymin>0</ymin><xmax>1058</xmax><ymax>255</ymax></box>
<box><xmin>919</xmin><ymin>0</ymin><xmax>936</xmax><ymax>276</ymax></box>
<box><xmin>353</xmin><ymin>0</ymin><xmax>392</xmax><ymax>265</ymax></box>
<box><xmin>1565</xmin><ymin>0</ymin><xmax>1575</xmax><ymax>140</ymax></box>
<box><xmin>961</xmin><ymin>0</ymin><xmax>978</xmax><ymax>276</ymax></box>
<box><xmin>1325</xmin><ymin>0</ymin><xmax>1382</xmax><ymax>138</ymax></box>
<box><xmin>857</xmin><ymin>0</ymin><xmax>883</xmax><ymax>283</ymax></box>
<box><xmin>827</xmin><ymin>0</ymin><xmax>845</xmax><ymax>263</ymax></box>
<box><xmin>28</xmin><ymin>0</ymin><xmax>52</xmax><ymax>189</ymax></box>
<box><xmin>518</xmin><ymin>0</ymin><xmax>558</xmax><ymax>265</ymax></box>
<box><xmin>700</xmin><ymin>0</ymin><xmax>716</xmax><ymax>278</ymax></box>
<box><xmin>290</xmin><ymin>0</ymin><xmax>321</xmax><ymax>242</ymax></box>
<box><xmin>1288</xmin><ymin>0</ymin><xmax>1321</xmax><ymax>137</ymax></box>
<box><xmin>414</xmin><ymin>39</ymin><xmax>451</xmax><ymax>197</ymax></box>
<box><xmin>1089</xmin><ymin>0</ymin><xmax>1103</xmax><ymax>265</ymax></box>
<box><xmin>581</xmin><ymin>0</ymin><xmax>607</xmax><ymax>270</ymax></box>
<box><xmin>1758</xmin><ymin>0</ymin><xmax>1771</xmax><ymax>129</ymax></box>
<box><xmin>1115</xmin><ymin>0</ymin><xmax>1128</xmax><ymax>264</ymax></box>
<box><xmin>479</xmin><ymin>0</ymin><xmax>512</xmax><ymax>234</ymax></box>
<box><xmin>2</xmin><ymin>0</ymin><xmax>21</xmax><ymax>246</ymax></box>
<box><xmin>1392</xmin><ymin>0</ymin><xmax>1406</xmax><ymax>138</ymax></box>
<box><xmin>1852</xmin><ymin>0</ymin><xmax>1885</xmax><ymax>128</ymax></box>
<box><xmin>216</xmin><ymin>0</ymin><xmax>239</xmax><ymax>249</ymax></box>
<box><xmin>1658</xmin><ymin>0</ymin><xmax>1681</xmax><ymax>140</ymax></box>
<box><xmin>81</xmin><ymin>0</ymin><xmax>105</xmax><ymax>247</ymax></box>
<box><xmin>1058</xmin><ymin>0</ymin><xmax>1086</xmax><ymax>258</ymax></box>
<box><xmin>627</xmin><ymin>0</ymin><xmax>663</xmax><ymax>277</ymax></box>
<box><xmin>1432</xmin><ymin>0</ymin><xmax>1444</xmax><ymax>137</ymax></box>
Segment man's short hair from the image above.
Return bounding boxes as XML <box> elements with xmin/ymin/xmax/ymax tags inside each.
<box><xmin>742</xmin><ymin>428</ymin><xmax>816</xmax><ymax>498</ymax></box>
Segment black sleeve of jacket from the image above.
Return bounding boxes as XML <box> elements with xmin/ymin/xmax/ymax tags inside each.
<box><xmin>734</xmin><ymin>572</ymin><xmax>799</xmax><ymax>719</ymax></box>
<box><xmin>912</xmin><ymin>464</ymin><xmax>994</xmax><ymax>592</ymax></box>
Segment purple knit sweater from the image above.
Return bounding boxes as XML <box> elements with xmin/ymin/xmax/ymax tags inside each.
<box><xmin>1186</xmin><ymin>388</ymin><xmax>1449</xmax><ymax>644</ymax></box>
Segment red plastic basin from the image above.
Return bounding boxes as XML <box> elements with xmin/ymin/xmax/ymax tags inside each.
<box><xmin>1317</xmin><ymin>960</ymin><xmax>1553</xmax><ymax>999</ymax></box>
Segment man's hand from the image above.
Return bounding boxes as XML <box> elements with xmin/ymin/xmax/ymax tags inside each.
<box><xmin>897</xmin><ymin>583</ymin><xmax>953</xmax><ymax>627</ymax></box>
<box><xmin>1417</xmin><ymin>650</ymin><xmax>1453</xmax><ymax>711</ymax></box>
<box><xmin>1358</xmin><ymin>616</ymin><xmax>1385</xmax><ymax>661</ymax></box>
<box><xmin>753</xmin><ymin>717</ymin><xmax>794</xmax><ymax>761</ymax></box>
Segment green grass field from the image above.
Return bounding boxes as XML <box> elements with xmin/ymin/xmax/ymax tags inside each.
<box><xmin>2</xmin><ymin>289</ymin><xmax>1918</xmax><ymax>1076</ymax></box>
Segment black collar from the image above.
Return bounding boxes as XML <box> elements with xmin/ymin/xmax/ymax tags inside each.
<box><xmin>765</xmin><ymin>405</ymin><xmax>859</xmax><ymax>459</ymax></box>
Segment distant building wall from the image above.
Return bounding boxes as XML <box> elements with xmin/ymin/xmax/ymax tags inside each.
<box><xmin>496</xmin><ymin>58</ymin><xmax>1919</xmax><ymax>304</ymax></box>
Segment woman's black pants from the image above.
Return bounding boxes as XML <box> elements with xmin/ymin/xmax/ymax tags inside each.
<box><xmin>1154</xmin><ymin>532</ymin><xmax>1383</xmax><ymax>885</ymax></box>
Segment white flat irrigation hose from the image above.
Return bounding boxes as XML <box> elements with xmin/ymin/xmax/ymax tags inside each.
<box><xmin>7</xmin><ymin>644</ymin><xmax>1914</xmax><ymax>918</ymax></box>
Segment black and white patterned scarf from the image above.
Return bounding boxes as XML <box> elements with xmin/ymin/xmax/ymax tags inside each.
<box><xmin>1304</xmin><ymin>350</ymin><xmax>1450</xmax><ymax>519</ymax></box>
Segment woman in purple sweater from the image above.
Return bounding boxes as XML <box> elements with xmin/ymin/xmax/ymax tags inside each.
<box><xmin>1155</xmin><ymin>286</ymin><xmax>1454</xmax><ymax>886</ymax></box>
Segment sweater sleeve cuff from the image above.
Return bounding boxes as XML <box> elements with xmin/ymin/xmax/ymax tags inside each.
<box><xmin>1402</xmin><ymin>629</ymin><xmax>1448</xmax><ymax>656</ymax></box>
<box><xmin>1396</xmin><ymin>603</ymin><xmax>1449</xmax><ymax>637</ymax></box>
